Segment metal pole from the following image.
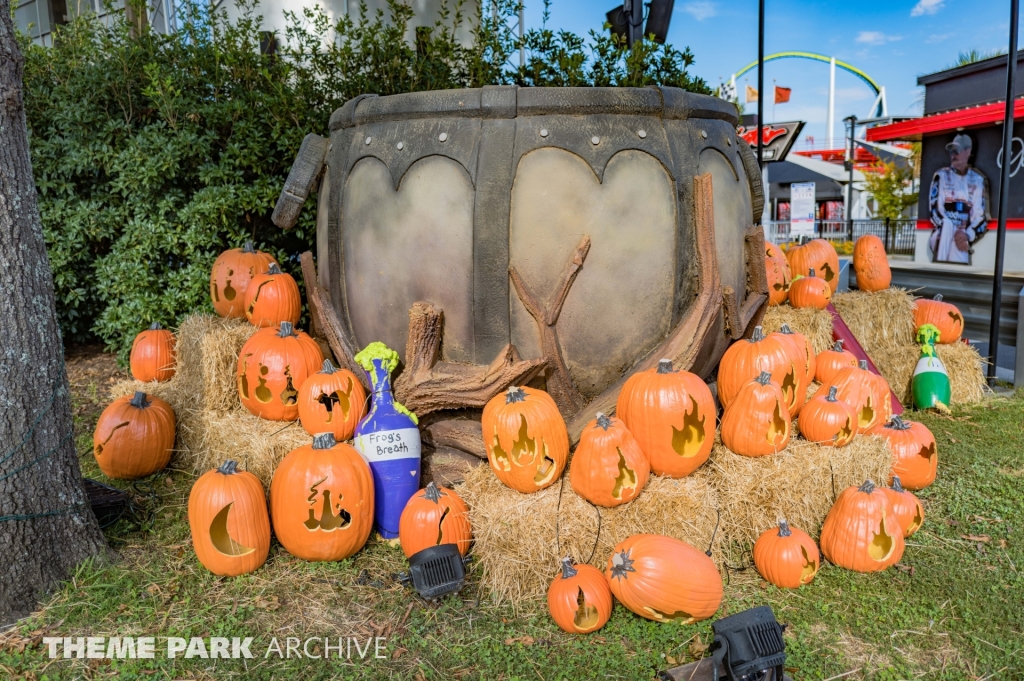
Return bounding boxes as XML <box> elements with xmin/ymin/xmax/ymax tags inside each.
<box><xmin>885</xmin><ymin>217</ymin><xmax>890</xmax><ymax>252</ymax></box>
<box><xmin>519</xmin><ymin>5</ymin><xmax>525</xmax><ymax>70</ymax></box>
<box><xmin>757</xmin><ymin>0</ymin><xmax>764</xmax><ymax>168</ymax></box>
<box><xmin>827</xmin><ymin>57</ymin><xmax>836</xmax><ymax>148</ymax></box>
<box><xmin>988</xmin><ymin>0</ymin><xmax>1019</xmax><ymax>385</ymax></box>
<box><xmin>846</xmin><ymin>115</ymin><xmax>857</xmax><ymax>241</ymax></box>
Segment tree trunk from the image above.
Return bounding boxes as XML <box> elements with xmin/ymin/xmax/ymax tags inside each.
<box><xmin>0</xmin><ymin>0</ymin><xmax>107</xmax><ymax>627</ymax></box>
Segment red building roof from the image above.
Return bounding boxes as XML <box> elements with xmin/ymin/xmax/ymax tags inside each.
<box><xmin>866</xmin><ymin>97</ymin><xmax>1024</xmax><ymax>142</ymax></box>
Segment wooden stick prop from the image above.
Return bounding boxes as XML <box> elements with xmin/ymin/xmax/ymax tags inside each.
<box><xmin>508</xmin><ymin>235</ymin><xmax>591</xmax><ymax>417</ymax></box>
<box><xmin>422</xmin><ymin>420</ymin><xmax>487</xmax><ymax>459</ymax></box>
<box><xmin>298</xmin><ymin>251</ymin><xmax>367</xmax><ymax>387</ymax></box>
<box><xmin>393</xmin><ymin>302</ymin><xmax>547</xmax><ymax>417</ymax></box>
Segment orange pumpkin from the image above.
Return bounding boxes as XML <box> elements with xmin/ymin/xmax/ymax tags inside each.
<box><xmin>878</xmin><ymin>416</ymin><xmax>938</xmax><ymax>490</ymax></box>
<box><xmin>606</xmin><ymin>534</ymin><xmax>723</xmax><ymax>623</ymax></box>
<box><xmin>753</xmin><ymin>519</ymin><xmax>820</xmax><ymax>589</ymax></box>
<box><xmin>826</xmin><ymin>360</ymin><xmax>892</xmax><ymax>433</ymax></box>
<box><xmin>547</xmin><ymin>557</ymin><xmax>613</xmax><ymax>634</ymax></box>
<box><xmin>210</xmin><ymin>241</ymin><xmax>277</xmax><ymax>318</ymax></box>
<box><xmin>913</xmin><ymin>294</ymin><xmax>963</xmax><ymax>343</ymax></box>
<box><xmin>717</xmin><ymin>326</ymin><xmax>799</xmax><ymax>411</ymax></box>
<box><xmin>398</xmin><ymin>482</ymin><xmax>472</xmax><ymax>558</ymax></box>
<box><xmin>93</xmin><ymin>391</ymin><xmax>175</xmax><ymax>480</ymax></box>
<box><xmin>297</xmin><ymin>359</ymin><xmax>367</xmax><ymax>440</ymax></box>
<box><xmin>244</xmin><ymin>263</ymin><xmax>301</xmax><ymax>328</ymax></box>
<box><xmin>482</xmin><ymin>386</ymin><xmax>569</xmax><ymax>493</ymax></box>
<box><xmin>798</xmin><ymin>385</ymin><xmax>857</xmax><ymax>446</ymax></box>
<box><xmin>570</xmin><ymin>413</ymin><xmax>650</xmax><ymax>507</ymax></box>
<box><xmin>814</xmin><ymin>340</ymin><xmax>857</xmax><ymax>384</ymax></box>
<box><xmin>188</xmin><ymin>460</ymin><xmax>271</xmax><ymax>577</ymax></box>
<box><xmin>765</xmin><ymin>241</ymin><xmax>788</xmax><ymax>264</ymax></box>
<box><xmin>820</xmin><ymin>480</ymin><xmax>905</xmax><ymax>573</ymax></box>
<box><xmin>721</xmin><ymin>372</ymin><xmax>791</xmax><ymax>457</ymax></box>
<box><xmin>853</xmin><ymin>234</ymin><xmax>891</xmax><ymax>292</ymax></box>
<box><xmin>269</xmin><ymin>433</ymin><xmax>374</xmax><ymax>561</ymax></box>
<box><xmin>776</xmin><ymin>324</ymin><xmax>816</xmax><ymax>415</ymax></box>
<box><xmin>129</xmin><ymin>322</ymin><xmax>176</xmax><ymax>382</ymax></box>
<box><xmin>788</xmin><ymin>239</ymin><xmax>840</xmax><ymax>292</ymax></box>
<box><xmin>882</xmin><ymin>476</ymin><xmax>924</xmax><ymax>538</ymax></box>
<box><xmin>788</xmin><ymin>269</ymin><xmax>833</xmax><ymax>310</ymax></box>
<box><xmin>237</xmin><ymin>321</ymin><xmax>324</xmax><ymax>421</ymax></box>
<box><xmin>766</xmin><ymin>256</ymin><xmax>791</xmax><ymax>306</ymax></box>
<box><xmin>615</xmin><ymin>359</ymin><xmax>714</xmax><ymax>478</ymax></box>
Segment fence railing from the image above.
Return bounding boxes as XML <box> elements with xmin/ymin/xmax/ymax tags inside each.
<box><xmin>765</xmin><ymin>219</ymin><xmax>917</xmax><ymax>256</ymax></box>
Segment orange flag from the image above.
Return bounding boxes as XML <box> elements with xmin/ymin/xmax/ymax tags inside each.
<box><xmin>745</xmin><ymin>84</ymin><xmax>759</xmax><ymax>103</ymax></box>
<box><xmin>774</xmin><ymin>86</ymin><xmax>791</xmax><ymax>104</ymax></box>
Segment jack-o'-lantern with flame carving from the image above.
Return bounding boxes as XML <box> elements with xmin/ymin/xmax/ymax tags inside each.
<box><xmin>188</xmin><ymin>461</ymin><xmax>271</xmax><ymax>576</ymax></box>
<box><xmin>820</xmin><ymin>480</ymin><xmax>905</xmax><ymax>572</ymax></box>
<box><xmin>237</xmin><ymin>322</ymin><xmax>324</xmax><ymax>421</ymax></box>
<box><xmin>547</xmin><ymin>557</ymin><xmax>612</xmax><ymax>634</ymax></box>
<box><xmin>481</xmin><ymin>387</ymin><xmax>569</xmax><ymax>493</ymax></box>
<box><xmin>720</xmin><ymin>372</ymin><xmax>791</xmax><ymax>457</ymax></box>
<box><xmin>570</xmin><ymin>413</ymin><xmax>650</xmax><ymax>507</ymax></box>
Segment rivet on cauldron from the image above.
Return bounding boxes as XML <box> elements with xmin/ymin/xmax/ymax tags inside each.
<box><xmin>638</xmin><ymin>130</ymin><xmax>647</xmax><ymax>139</ymax></box>
<box><xmin>726</xmin><ymin>137</ymin><xmax>732</xmax><ymax>146</ymax></box>
<box><xmin>700</xmin><ymin>130</ymin><xmax>708</xmax><ymax>139</ymax></box>
<box><xmin>540</xmin><ymin>128</ymin><xmax>549</xmax><ymax>138</ymax></box>
<box><xmin>439</xmin><ymin>132</ymin><xmax>449</xmax><ymax>143</ymax></box>
<box><xmin>364</xmin><ymin>136</ymin><xmax>372</xmax><ymax>145</ymax></box>
<box><xmin>397</xmin><ymin>142</ymin><xmax>405</xmax><ymax>150</ymax></box>
<box><xmin>591</xmin><ymin>136</ymin><xmax>601</xmax><ymax>145</ymax></box>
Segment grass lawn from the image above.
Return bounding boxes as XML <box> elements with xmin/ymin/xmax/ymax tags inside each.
<box><xmin>1</xmin><ymin>348</ymin><xmax>1021</xmax><ymax>680</ymax></box>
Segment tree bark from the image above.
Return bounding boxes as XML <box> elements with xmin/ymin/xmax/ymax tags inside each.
<box><xmin>0</xmin><ymin>0</ymin><xmax>107</xmax><ymax>626</ymax></box>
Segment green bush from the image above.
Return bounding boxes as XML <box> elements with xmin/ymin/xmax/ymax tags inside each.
<box><xmin>20</xmin><ymin>0</ymin><xmax>710</xmax><ymax>362</ymax></box>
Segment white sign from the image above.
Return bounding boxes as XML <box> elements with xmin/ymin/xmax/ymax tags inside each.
<box><xmin>354</xmin><ymin>427</ymin><xmax>421</xmax><ymax>463</ymax></box>
<box><xmin>790</xmin><ymin>182</ymin><xmax>816</xmax><ymax>239</ymax></box>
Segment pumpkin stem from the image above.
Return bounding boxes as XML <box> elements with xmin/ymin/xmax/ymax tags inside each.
<box><xmin>934</xmin><ymin>294</ymin><xmax>943</xmax><ymax>302</ymax></box>
<box><xmin>149</xmin><ymin>322</ymin><xmax>162</xmax><ymax>331</ymax></box>
<box><xmin>560</xmin><ymin>556</ymin><xmax>578</xmax><ymax>579</ymax></box>
<box><xmin>858</xmin><ymin>479</ymin><xmax>876</xmax><ymax>494</ymax></box>
<box><xmin>777</xmin><ymin>518</ymin><xmax>792</xmax><ymax>537</ymax></box>
<box><xmin>858</xmin><ymin>360</ymin><xmax>868</xmax><ymax>370</ymax></box>
<box><xmin>217</xmin><ymin>461</ymin><xmax>239</xmax><ymax>475</ymax></box>
<box><xmin>808</xmin><ymin>268</ymin><xmax>816</xmax><ymax>277</ymax></box>
<box><xmin>242</xmin><ymin>241</ymin><xmax>256</xmax><ymax>253</ymax></box>
<box><xmin>313</xmin><ymin>433</ymin><xmax>337</xmax><ymax>450</ymax></box>
<box><xmin>750</xmin><ymin>326</ymin><xmax>765</xmax><ymax>343</ymax></box>
<box><xmin>886</xmin><ymin>415</ymin><xmax>911</xmax><ymax>431</ymax></box>
<box><xmin>755</xmin><ymin>371</ymin><xmax>772</xmax><ymax>386</ymax></box>
<box><xmin>826</xmin><ymin>386</ymin><xmax>839</xmax><ymax>402</ymax></box>
<box><xmin>424</xmin><ymin>481</ymin><xmax>442</xmax><ymax>503</ymax></box>
<box><xmin>505</xmin><ymin>386</ymin><xmax>527</xmax><ymax>404</ymax></box>
<box><xmin>891</xmin><ymin>476</ymin><xmax>905</xmax><ymax>493</ymax></box>
<box><xmin>129</xmin><ymin>391</ymin><xmax>151</xmax><ymax>409</ymax></box>
<box><xmin>320</xmin><ymin>359</ymin><xmax>337</xmax><ymax>374</ymax></box>
<box><xmin>656</xmin><ymin>359</ymin><xmax>674</xmax><ymax>374</ymax></box>
<box><xmin>832</xmin><ymin>340</ymin><xmax>845</xmax><ymax>351</ymax></box>
<box><xmin>278</xmin><ymin>321</ymin><xmax>297</xmax><ymax>338</ymax></box>
<box><xmin>266</xmin><ymin>263</ymin><xmax>283</xmax><ymax>275</ymax></box>
<box><xmin>780</xmin><ymin>323</ymin><xmax>793</xmax><ymax>335</ymax></box>
<box><xmin>595</xmin><ymin>413</ymin><xmax>612</xmax><ymax>430</ymax></box>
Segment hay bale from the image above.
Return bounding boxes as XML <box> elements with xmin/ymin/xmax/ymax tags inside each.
<box><xmin>760</xmin><ymin>305</ymin><xmax>834</xmax><ymax>354</ymax></box>
<box><xmin>832</xmin><ymin>288</ymin><xmax>916</xmax><ymax>352</ymax></box>
<box><xmin>872</xmin><ymin>342</ymin><xmax>987</xmax><ymax>406</ymax></box>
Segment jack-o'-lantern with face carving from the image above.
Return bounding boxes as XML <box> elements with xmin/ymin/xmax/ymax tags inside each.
<box><xmin>237</xmin><ymin>321</ymin><xmax>324</xmax><ymax>421</ymax></box>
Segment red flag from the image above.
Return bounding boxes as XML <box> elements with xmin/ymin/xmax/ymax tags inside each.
<box><xmin>774</xmin><ymin>86</ymin><xmax>791</xmax><ymax>104</ymax></box>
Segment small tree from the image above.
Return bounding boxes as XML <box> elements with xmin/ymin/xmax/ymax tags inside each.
<box><xmin>863</xmin><ymin>162</ymin><xmax>918</xmax><ymax>220</ymax></box>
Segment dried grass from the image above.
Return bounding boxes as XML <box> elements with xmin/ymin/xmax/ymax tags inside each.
<box><xmin>110</xmin><ymin>314</ymin><xmax>311</xmax><ymax>485</ymax></box>
<box><xmin>760</xmin><ymin>305</ymin><xmax>834</xmax><ymax>354</ymax></box>
<box><xmin>872</xmin><ymin>342</ymin><xmax>988</xmax><ymax>406</ymax></box>
<box><xmin>832</xmin><ymin>288</ymin><xmax>916</xmax><ymax>352</ymax></box>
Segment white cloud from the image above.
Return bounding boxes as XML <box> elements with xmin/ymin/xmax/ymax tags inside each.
<box><xmin>926</xmin><ymin>32</ymin><xmax>952</xmax><ymax>43</ymax></box>
<box><xmin>856</xmin><ymin>31</ymin><xmax>903</xmax><ymax>45</ymax></box>
<box><xmin>681</xmin><ymin>1</ymin><xmax>717</xmax><ymax>21</ymax></box>
<box><xmin>911</xmin><ymin>0</ymin><xmax>944</xmax><ymax>17</ymax></box>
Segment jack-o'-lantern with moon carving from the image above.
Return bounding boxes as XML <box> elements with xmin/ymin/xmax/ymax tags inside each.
<box><xmin>188</xmin><ymin>460</ymin><xmax>271</xmax><ymax>576</ymax></box>
<box><xmin>237</xmin><ymin>321</ymin><xmax>324</xmax><ymax>421</ymax></box>
<box><xmin>270</xmin><ymin>433</ymin><xmax>374</xmax><ymax>561</ymax></box>
<box><xmin>820</xmin><ymin>480</ymin><xmax>905</xmax><ymax>573</ymax></box>
<box><xmin>210</xmin><ymin>242</ymin><xmax>277</xmax><ymax>318</ymax></box>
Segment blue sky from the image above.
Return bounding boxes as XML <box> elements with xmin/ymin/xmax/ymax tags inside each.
<box><xmin>522</xmin><ymin>0</ymin><xmax>1020</xmax><ymax>148</ymax></box>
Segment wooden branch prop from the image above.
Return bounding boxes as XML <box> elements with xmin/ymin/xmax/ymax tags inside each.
<box><xmin>422</xmin><ymin>420</ymin><xmax>487</xmax><ymax>459</ymax></box>
<box><xmin>722</xmin><ymin>285</ymin><xmax>742</xmax><ymax>340</ymax></box>
<box><xmin>508</xmin><ymin>235</ymin><xmax>591</xmax><ymax>417</ymax></box>
<box><xmin>298</xmin><ymin>251</ymin><xmax>367</xmax><ymax>388</ymax></box>
<box><xmin>565</xmin><ymin>174</ymin><xmax>724</xmax><ymax>443</ymax></box>
<box><xmin>393</xmin><ymin>302</ymin><xmax>547</xmax><ymax>417</ymax></box>
<box><xmin>739</xmin><ymin>223</ymin><xmax>769</xmax><ymax>336</ymax></box>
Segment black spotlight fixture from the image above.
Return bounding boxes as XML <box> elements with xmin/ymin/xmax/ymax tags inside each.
<box><xmin>644</xmin><ymin>0</ymin><xmax>675</xmax><ymax>44</ymax></box>
<box><xmin>708</xmin><ymin>606</ymin><xmax>787</xmax><ymax>681</ymax></box>
<box><xmin>397</xmin><ymin>544</ymin><xmax>472</xmax><ymax>602</ymax></box>
<box><xmin>607</xmin><ymin>0</ymin><xmax>674</xmax><ymax>46</ymax></box>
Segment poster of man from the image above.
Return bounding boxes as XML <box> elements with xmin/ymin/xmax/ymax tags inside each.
<box><xmin>928</xmin><ymin>133</ymin><xmax>990</xmax><ymax>264</ymax></box>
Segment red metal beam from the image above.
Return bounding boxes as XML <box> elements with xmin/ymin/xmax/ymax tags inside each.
<box><xmin>866</xmin><ymin>98</ymin><xmax>1024</xmax><ymax>142</ymax></box>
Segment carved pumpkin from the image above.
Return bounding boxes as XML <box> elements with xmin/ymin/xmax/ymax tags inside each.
<box><xmin>798</xmin><ymin>386</ymin><xmax>857</xmax><ymax>447</ymax></box>
<box><xmin>814</xmin><ymin>340</ymin><xmax>857</xmax><ymax>385</ymax></box>
<box><xmin>878</xmin><ymin>416</ymin><xmax>938</xmax><ymax>490</ymax></box>
<box><xmin>570</xmin><ymin>413</ymin><xmax>650</xmax><ymax>507</ymax></box>
<box><xmin>269</xmin><ymin>433</ymin><xmax>374</xmax><ymax>561</ymax></box>
<box><xmin>297</xmin><ymin>360</ymin><xmax>367</xmax><ymax>440</ymax></box>
<box><xmin>547</xmin><ymin>557</ymin><xmax>613</xmax><ymax>634</ymax></box>
<box><xmin>717</xmin><ymin>326</ymin><xmax>799</xmax><ymax>411</ymax></box>
<box><xmin>606</xmin><ymin>534</ymin><xmax>723</xmax><ymax>623</ymax></box>
<box><xmin>210</xmin><ymin>241</ymin><xmax>276</xmax><ymax>318</ymax></box>
<box><xmin>481</xmin><ymin>386</ymin><xmax>569</xmax><ymax>493</ymax></box>
<box><xmin>766</xmin><ymin>256</ymin><xmax>791</xmax><ymax>306</ymax></box>
<box><xmin>913</xmin><ymin>294</ymin><xmax>963</xmax><ymax>343</ymax></box>
<box><xmin>129</xmin><ymin>322</ymin><xmax>176</xmax><ymax>383</ymax></box>
<box><xmin>237</xmin><ymin>321</ymin><xmax>324</xmax><ymax>421</ymax></box>
<box><xmin>776</xmin><ymin>324</ymin><xmax>816</xmax><ymax>415</ymax></box>
<box><xmin>788</xmin><ymin>269</ymin><xmax>833</xmax><ymax>310</ymax></box>
<box><xmin>188</xmin><ymin>460</ymin><xmax>271</xmax><ymax>576</ymax></box>
<box><xmin>616</xmin><ymin>359</ymin><xmax>714</xmax><ymax>478</ymax></box>
<box><xmin>820</xmin><ymin>480</ymin><xmax>905</xmax><ymax>572</ymax></box>
<box><xmin>721</xmin><ymin>372</ymin><xmax>791</xmax><ymax>457</ymax></box>
<box><xmin>853</xmin><ymin>234</ymin><xmax>891</xmax><ymax>292</ymax></box>
<box><xmin>765</xmin><ymin>241</ymin><xmax>789</xmax><ymax>267</ymax></box>
<box><xmin>787</xmin><ymin>238</ymin><xmax>840</xmax><ymax>292</ymax></box>
<box><xmin>93</xmin><ymin>391</ymin><xmax>175</xmax><ymax>480</ymax></box>
<box><xmin>826</xmin><ymin>360</ymin><xmax>892</xmax><ymax>433</ymax></box>
<box><xmin>244</xmin><ymin>263</ymin><xmax>301</xmax><ymax>328</ymax></box>
<box><xmin>398</xmin><ymin>482</ymin><xmax>472</xmax><ymax>558</ymax></box>
<box><xmin>882</xmin><ymin>476</ymin><xmax>924</xmax><ymax>538</ymax></box>
<box><xmin>753</xmin><ymin>519</ymin><xmax>820</xmax><ymax>589</ymax></box>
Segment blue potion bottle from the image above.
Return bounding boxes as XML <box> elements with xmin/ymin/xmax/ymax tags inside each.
<box><xmin>353</xmin><ymin>342</ymin><xmax>421</xmax><ymax>539</ymax></box>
